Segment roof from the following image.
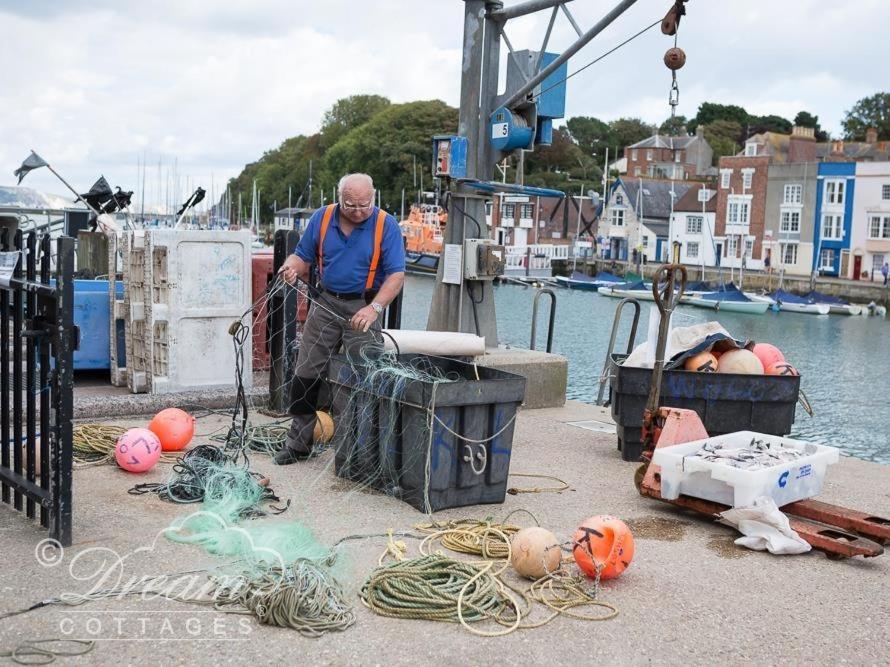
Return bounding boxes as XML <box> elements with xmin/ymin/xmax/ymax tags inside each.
<box><xmin>672</xmin><ymin>183</ymin><xmax>717</xmax><ymax>213</ymax></box>
<box><xmin>618</xmin><ymin>178</ymin><xmax>693</xmax><ymax>221</ymax></box>
<box><xmin>629</xmin><ymin>134</ymin><xmax>697</xmax><ymax>150</ymax></box>
<box><xmin>742</xmin><ymin>132</ymin><xmax>890</xmax><ymax>163</ymax></box>
<box><xmin>641</xmin><ymin>220</ymin><xmax>670</xmax><ymax>237</ymax></box>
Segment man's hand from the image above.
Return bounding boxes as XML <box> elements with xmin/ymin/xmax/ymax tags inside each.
<box><xmin>278</xmin><ymin>255</ymin><xmax>301</xmax><ymax>285</ymax></box>
<box><xmin>349</xmin><ymin>305</ymin><xmax>378</xmax><ymax>333</ymax></box>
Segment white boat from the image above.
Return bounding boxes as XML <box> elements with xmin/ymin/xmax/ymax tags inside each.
<box><xmin>765</xmin><ymin>290</ymin><xmax>830</xmax><ymax>315</ymax></box>
<box><xmin>598</xmin><ymin>281</ymin><xmax>655</xmax><ymax>301</ymax></box>
<box><xmin>804</xmin><ymin>291</ymin><xmax>863</xmax><ymax>316</ymax></box>
<box><xmin>682</xmin><ymin>284</ymin><xmax>770</xmax><ymax>314</ymax></box>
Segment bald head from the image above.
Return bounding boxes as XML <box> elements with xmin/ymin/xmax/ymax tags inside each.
<box><xmin>337</xmin><ymin>173</ymin><xmax>376</xmax><ymax>223</ymax></box>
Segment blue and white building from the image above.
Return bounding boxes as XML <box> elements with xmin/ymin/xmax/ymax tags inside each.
<box><xmin>813</xmin><ymin>162</ymin><xmax>856</xmax><ymax>276</ymax></box>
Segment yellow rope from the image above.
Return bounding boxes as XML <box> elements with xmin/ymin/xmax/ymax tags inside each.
<box><xmin>73</xmin><ymin>424</ymin><xmax>179</xmax><ymax>466</ymax></box>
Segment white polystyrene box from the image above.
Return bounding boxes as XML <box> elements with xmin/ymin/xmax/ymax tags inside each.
<box><xmin>143</xmin><ymin>229</ymin><xmax>252</xmax><ymax>394</ymax></box>
<box><xmin>652</xmin><ymin>431</ymin><xmax>840</xmax><ymax>508</ymax></box>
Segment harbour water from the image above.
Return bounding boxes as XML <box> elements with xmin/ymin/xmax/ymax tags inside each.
<box><xmin>400</xmin><ymin>275</ymin><xmax>890</xmax><ymax>465</ymax></box>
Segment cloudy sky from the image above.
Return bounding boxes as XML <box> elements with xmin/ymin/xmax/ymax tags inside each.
<box><xmin>1</xmin><ymin>0</ymin><xmax>886</xmax><ymax>209</ymax></box>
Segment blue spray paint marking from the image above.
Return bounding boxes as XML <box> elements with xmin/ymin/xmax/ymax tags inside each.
<box><xmin>431</xmin><ymin>412</ymin><xmax>454</xmax><ymax>473</ymax></box>
<box><xmin>778</xmin><ymin>471</ymin><xmax>789</xmax><ymax>488</ymax></box>
<box><xmin>490</xmin><ymin>408</ymin><xmax>511</xmax><ymax>459</ymax></box>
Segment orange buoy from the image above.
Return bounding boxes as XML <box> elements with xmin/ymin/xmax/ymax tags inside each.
<box><xmin>683</xmin><ymin>352</ymin><xmax>718</xmax><ymax>373</ymax></box>
<box><xmin>313</xmin><ymin>411</ymin><xmax>334</xmax><ymax>443</ymax></box>
<box><xmin>148</xmin><ymin>408</ymin><xmax>196</xmax><ymax>452</ymax></box>
<box><xmin>717</xmin><ymin>349</ymin><xmax>764</xmax><ymax>375</ymax></box>
<box><xmin>572</xmin><ymin>515</ymin><xmax>635</xmax><ymax>581</ymax></box>
<box><xmin>752</xmin><ymin>343</ymin><xmax>785</xmax><ymax>369</ymax></box>
<box><xmin>765</xmin><ymin>361</ymin><xmax>799</xmax><ymax>376</ymax></box>
<box><xmin>510</xmin><ymin>527</ymin><xmax>562</xmax><ymax>579</ymax></box>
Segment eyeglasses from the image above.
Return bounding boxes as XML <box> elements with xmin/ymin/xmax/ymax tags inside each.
<box><xmin>339</xmin><ymin>195</ymin><xmax>375</xmax><ymax>211</ymax></box>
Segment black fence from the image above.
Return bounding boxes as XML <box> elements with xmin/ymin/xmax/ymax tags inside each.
<box><xmin>0</xmin><ymin>231</ymin><xmax>76</xmax><ymax>546</ymax></box>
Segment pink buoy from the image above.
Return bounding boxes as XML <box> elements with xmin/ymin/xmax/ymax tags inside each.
<box><xmin>115</xmin><ymin>428</ymin><xmax>162</xmax><ymax>473</ymax></box>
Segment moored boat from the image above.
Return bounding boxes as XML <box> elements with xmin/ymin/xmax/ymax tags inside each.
<box><xmin>683</xmin><ymin>283</ymin><xmax>770</xmax><ymax>314</ymax></box>
<box><xmin>765</xmin><ymin>289</ymin><xmax>830</xmax><ymax>315</ymax></box>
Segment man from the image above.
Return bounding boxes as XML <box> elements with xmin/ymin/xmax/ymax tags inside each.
<box><xmin>276</xmin><ymin>173</ymin><xmax>405</xmax><ymax>464</ymax></box>
<box><xmin>882</xmin><ymin>261</ymin><xmax>888</xmax><ymax>286</ymax></box>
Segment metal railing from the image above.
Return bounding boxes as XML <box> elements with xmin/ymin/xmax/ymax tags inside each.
<box><xmin>529</xmin><ymin>288</ymin><xmax>556</xmax><ymax>353</ymax></box>
<box><xmin>596</xmin><ymin>297</ymin><xmax>641</xmax><ymax>406</ymax></box>
<box><xmin>0</xmin><ymin>230</ymin><xmax>76</xmax><ymax>546</ymax></box>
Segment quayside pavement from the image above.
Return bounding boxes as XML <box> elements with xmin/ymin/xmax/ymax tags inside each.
<box><xmin>0</xmin><ymin>401</ymin><xmax>887</xmax><ymax>665</ymax></box>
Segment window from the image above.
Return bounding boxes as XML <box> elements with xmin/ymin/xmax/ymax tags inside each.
<box><xmin>720</xmin><ymin>170</ymin><xmax>732</xmax><ymax>189</ymax></box>
<box><xmin>726</xmin><ymin>236</ymin><xmax>738</xmax><ymax>256</ymax></box>
<box><xmin>781</xmin><ymin>243</ymin><xmax>798</xmax><ymax>265</ymax></box>
<box><xmin>821</xmin><ymin>214</ymin><xmax>843</xmax><ymax>240</ymax></box>
<box><xmin>615</xmin><ymin>194</ymin><xmax>624</xmax><ymax>205</ymax></box>
<box><xmin>745</xmin><ymin>143</ymin><xmax>758</xmax><ymax>156</ymax></box>
<box><xmin>634</xmin><ymin>167</ymin><xmax>641</xmax><ymax>177</ymax></box>
<box><xmin>873</xmin><ymin>254</ymin><xmax>886</xmax><ymax>276</ymax></box>
<box><xmin>869</xmin><ymin>215</ymin><xmax>890</xmax><ymax>239</ymax></box>
<box><xmin>742</xmin><ymin>169</ymin><xmax>754</xmax><ymax>190</ymax></box>
<box><xmin>631</xmin><ymin>150</ymin><xmax>638</xmax><ymax>161</ymax></box>
<box><xmin>781</xmin><ymin>210</ymin><xmax>801</xmax><ymax>233</ymax></box>
<box><xmin>611</xmin><ymin>208</ymin><xmax>625</xmax><ymax>227</ymax></box>
<box><xmin>784</xmin><ymin>184</ymin><xmax>803</xmax><ymax>204</ymax></box>
<box><xmin>674</xmin><ymin>151</ymin><xmax>682</xmax><ymax>163</ymax></box>
<box><xmin>502</xmin><ymin>203</ymin><xmax>515</xmax><ymax>218</ymax></box>
<box><xmin>686</xmin><ymin>215</ymin><xmax>703</xmax><ymax>234</ymax></box>
<box><xmin>485</xmin><ymin>201</ymin><xmax>493</xmax><ymax>216</ymax></box>
<box><xmin>825</xmin><ymin>179</ymin><xmax>845</xmax><ymax>205</ymax></box>
<box><xmin>646</xmin><ymin>150</ymin><xmax>653</xmax><ymax>160</ymax></box>
<box><xmin>820</xmin><ymin>249</ymin><xmax>835</xmax><ymax>270</ymax></box>
<box><xmin>520</xmin><ymin>203</ymin><xmax>534</xmax><ymax>219</ymax></box>
<box><xmin>726</xmin><ymin>196</ymin><xmax>750</xmax><ymax>226</ymax></box>
<box><xmin>883</xmin><ymin>184</ymin><xmax>890</xmax><ymax>200</ymax></box>
<box><xmin>641</xmin><ymin>236</ymin><xmax>649</xmax><ymax>248</ymax></box>
<box><xmin>744</xmin><ymin>239</ymin><xmax>754</xmax><ymax>258</ymax></box>
<box><xmin>687</xmin><ymin>242</ymin><xmax>699</xmax><ymax>259</ymax></box>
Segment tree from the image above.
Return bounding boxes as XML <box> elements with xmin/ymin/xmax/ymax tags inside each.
<box><xmin>701</xmin><ymin>120</ymin><xmax>743</xmax><ymax>163</ymax></box>
<box><xmin>525</xmin><ymin>127</ymin><xmax>584</xmax><ymax>173</ymax></box>
<box><xmin>566</xmin><ymin>116</ymin><xmax>612</xmax><ymax>156</ymax></box>
<box><xmin>609</xmin><ymin>118</ymin><xmax>655</xmax><ymax>155</ymax></box>
<box><xmin>323</xmin><ymin>99</ymin><xmax>458</xmax><ymax>208</ymax></box>
<box><xmin>842</xmin><ymin>92</ymin><xmax>890</xmax><ymax>141</ymax></box>
<box><xmin>688</xmin><ymin>102</ymin><xmax>748</xmax><ymax>134</ymax></box>
<box><xmin>659</xmin><ymin>115</ymin><xmax>689</xmax><ymax>136</ymax></box>
<box><xmin>320</xmin><ymin>94</ymin><xmax>391</xmax><ymax>148</ymax></box>
<box><xmin>748</xmin><ymin>114</ymin><xmax>792</xmax><ymax>135</ymax></box>
<box><xmin>794</xmin><ymin>111</ymin><xmax>829</xmax><ymax>141</ymax></box>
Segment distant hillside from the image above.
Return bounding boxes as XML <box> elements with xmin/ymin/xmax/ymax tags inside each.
<box><xmin>0</xmin><ymin>186</ymin><xmax>82</xmax><ymax>210</ymax></box>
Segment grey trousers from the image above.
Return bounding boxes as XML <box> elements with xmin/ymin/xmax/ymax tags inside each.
<box><xmin>284</xmin><ymin>293</ymin><xmax>382</xmax><ymax>454</ymax></box>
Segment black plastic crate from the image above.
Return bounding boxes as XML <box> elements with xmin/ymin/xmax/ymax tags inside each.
<box><xmin>609</xmin><ymin>354</ymin><xmax>800</xmax><ymax>462</ymax></box>
<box><xmin>327</xmin><ymin>354</ymin><xmax>527</xmax><ymax>512</ymax></box>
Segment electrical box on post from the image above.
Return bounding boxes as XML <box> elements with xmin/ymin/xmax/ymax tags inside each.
<box><xmin>463</xmin><ymin>239</ymin><xmax>505</xmax><ymax>280</ymax></box>
<box><xmin>503</xmin><ymin>50</ymin><xmax>567</xmax><ymax>148</ymax></box>
<box><xmin>432</xmin><ymin>135</ymin><xmax>468</xmax><ymax>179</ymax></box>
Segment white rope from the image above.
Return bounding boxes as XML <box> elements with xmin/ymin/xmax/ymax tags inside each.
<box><xmin>430</xmin><ymin>411</ymin><xmax>518</xmax><ymax>444</ymax></box>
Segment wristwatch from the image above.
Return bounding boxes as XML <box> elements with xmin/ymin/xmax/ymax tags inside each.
<box><xmin>370</xmin><ymin>301</ymin><xmax>384</xmax><ymax>315</ymax></box>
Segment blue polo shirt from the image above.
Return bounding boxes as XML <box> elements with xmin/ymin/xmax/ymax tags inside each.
<box><xmin>295</xmin><ymin>205</ymin><xmax>406</xmax><ymax>293</ymax></box>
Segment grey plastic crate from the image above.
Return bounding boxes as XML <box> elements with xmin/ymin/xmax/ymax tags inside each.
<box><xmin>609</xmin><ymin>353</ymin><xmax>800</xmax><ymax>462</ymax></box>
<box><xmin>327</xmin><ymin>354</ymin><xmax>526</xmax><ymax>512</ymax></box>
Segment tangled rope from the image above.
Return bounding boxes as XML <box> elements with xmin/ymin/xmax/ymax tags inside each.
<box><xmin>0</xmin><ymin>639</ymin><xmax>94</xmax><ymax>665</ymax></box>
<box><xmin>213</xmin><ymin>560</ymin><xmax>355</xmax><ymax>636</ymax></box>
<box><xmin>72</xmin><ymin>423</ymin><xmax>179</xmax><ymax>466</ymax></box>
<box><xmin>210</xmin><ymin>421</ymin><xmax>289</xmax><ymax>457</ymax></box>
<box><xmin>415</xmin><ymin>519</ymin><xmax>520</xmax><ymax>559</ymax></box>
<box><xmin>360</xmin><ymin>554</ymin><xmax>521</xmax><ymax>636</ymax></box>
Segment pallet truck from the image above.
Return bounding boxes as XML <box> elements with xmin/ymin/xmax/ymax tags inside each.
<box><xmin>633</xmin><ymin>262</ymin><xmax>888</xmax><ymax>559</ymax></box>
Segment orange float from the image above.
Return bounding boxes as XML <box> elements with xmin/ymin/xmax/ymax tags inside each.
<box><xmin>572</xmin><ymin>515</ymin><xmax>635</xmax><ymax>581</ymax></box>
<box><xmin>752</xmin><ymin>343</ymin><xmax>785</xmax><ymax>369</ymax></box>
<box><xmin>717</xmin><ymin>349</ymin><xmax>764</xmax><ymax>375</ymax></box>
<box><xmin>683</xmin><ymin>352</ymin><xmax>718</xmax><ymax>373</ymax></box>
<box><xmin>148</xmin><ymin>408</ymin><xmax>196</xmax><ymax>452</ymax></box>
<box><xmin>314</xmin><ymin>411</ymin><xmax>334</xmax><ymax>443</ymax></box>
<box><xmin>765</xmin><ymin>361</ymin><xmax>799</xmax><ymax>376</ymax></box>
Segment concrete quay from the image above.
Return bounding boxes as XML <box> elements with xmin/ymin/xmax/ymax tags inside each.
<box><xmin>1</xmin><ymin>400</ymin><xmax>887</xmax><ymax>665</ymax></box>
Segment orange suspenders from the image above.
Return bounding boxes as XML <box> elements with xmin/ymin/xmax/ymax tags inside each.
<box><xmin>365</xmin><ymin>210</ymin><xmax>387</xmax><ymax>291</ymax></box>
<box><xmin>316</xmin><ymin>204</ymin><xmax>336</xmax><ymax>277</ymax></box>
<box><xmin>316</xmin><ymin>205</ymin><xmax>387</xmax><ymax>291</ymax></box>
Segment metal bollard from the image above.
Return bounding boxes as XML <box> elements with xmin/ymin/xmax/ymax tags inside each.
<box><xmin>530</xmin><ymin>288</ymin><xmax>556</xmax><ymax>353</ymax></box>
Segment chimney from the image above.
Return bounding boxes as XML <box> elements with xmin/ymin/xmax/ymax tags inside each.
<box><xmin>696</xmin><ymin>125</ymin><xmax>705</xmax><ymax>138</ymax></box>
<box><xmin>866</xmin><ymin>127</ymin><xmax>878</xmax><ymax>144</ymax></box>
<box><xmin>832</xmin><ymin>139</ymin><xmax>845</xmax><ymax>155</ymax></box>
<box><xmin>789</xmin><ymin>125</ymin><xmax>816</xmax><ymax>163</ymax></box>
